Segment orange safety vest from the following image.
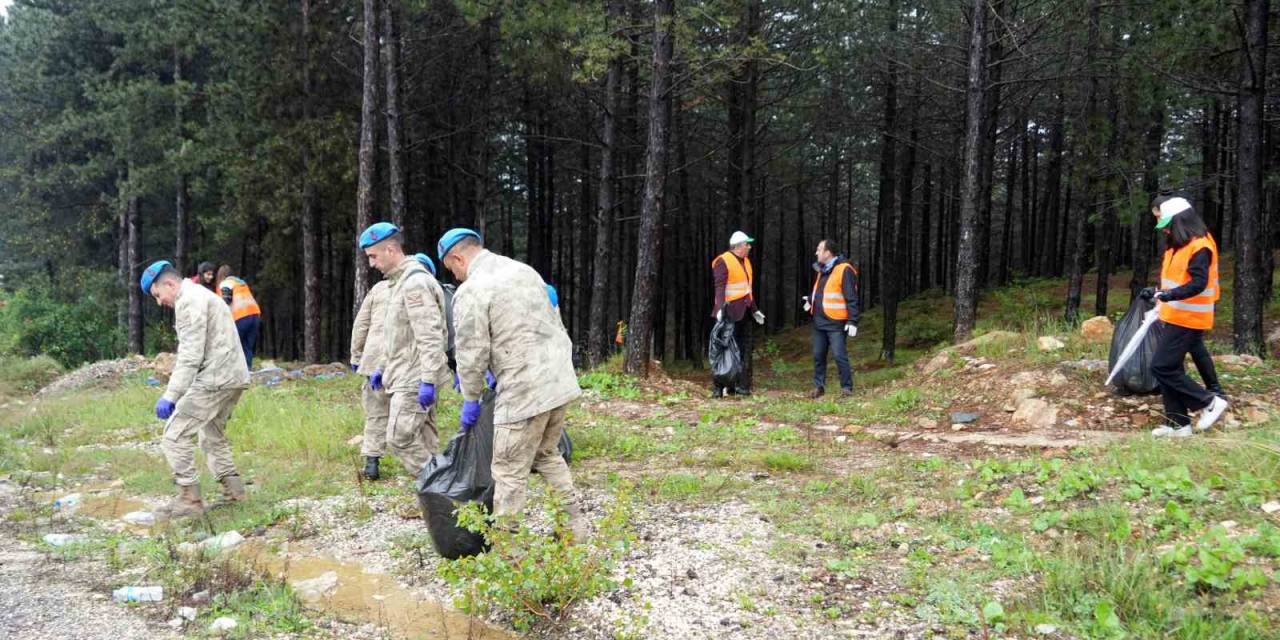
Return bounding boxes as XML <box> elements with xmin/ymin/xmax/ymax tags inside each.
<box><xmin>1158</xmin><ymin>234</ymin><xmax>1219</xmax><ymax>330</ymax></box>
<box><xmin>712</xmin><ymin>251</ymin><xmax>754</xmax><ymax>303</ymax></box>
<box><xmin>220</xmin><ymin>277</ymin><xmax>261</xmax><ymax>321</ymax></box>
<box><xmin>811</xmin><ymin>263</ymin><xmax>857</xmax><ymax>321</ymax></box>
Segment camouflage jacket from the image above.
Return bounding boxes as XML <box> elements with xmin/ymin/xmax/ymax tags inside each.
<box><xmin>349</xmin><ymin>280</ymin><xmax>389</xmax><ymax>375</ymax></box>
<box><xmin>163</xmin><ymin>279</ymin><xmax>250</xmax><ymax>402</ymax></box>
<box><xmin>379</xmin><ymin>256</ymin><xmax>451</xmax><ymax>392</ymax></box>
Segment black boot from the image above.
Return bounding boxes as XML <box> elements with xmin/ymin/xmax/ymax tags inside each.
<box><xmin>363</xmin><ymin>456</ymin><xmax>381</xmax><ymax>481</ymax></box>
<box><xmin>733</xmin><ymin>386</ymin><xmax>752</xmax><ymax>397</ymax></box>
<box><xmin>711</xmin><ymin>386</ymin><xmax>724</xmax><ymax>399</ymax></box>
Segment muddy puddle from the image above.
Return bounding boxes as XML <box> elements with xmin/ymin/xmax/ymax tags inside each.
<box><xmin>79</xmin><ymin>495</ymin><xmax>149</xmax><ymax>519</ymax></box>
<box><xmin>243</xmin><ymin>542</ymin><xmax>516</xmax><ymax>640</ymax></box>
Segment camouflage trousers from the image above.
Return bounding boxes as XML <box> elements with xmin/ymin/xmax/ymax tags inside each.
<box><xmin>161</xmin><ymin>388</ymin><xmax>244</xmax><ymax>486</ymax></box>
<box><xmin>387</xmin><ymin>391</ymin><xmax>438</xmax><ymax>475</ymax></box>
<box><xmin>359</xmin><ymin>382</ymin><xmax>391</xmax><ymax>458</ymax></box>
<box><xmin>491</xmin><ymin>403</ymin><xmax>576</xmax><ymax>519</ymax></box>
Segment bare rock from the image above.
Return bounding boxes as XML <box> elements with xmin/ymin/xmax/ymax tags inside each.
<box><xmin>152</xmin><ymin>352</ymin><xmax>177</xmax><ymax>380</ymax></box>
<box><xmin>952</xmin><ymin>331</ymin><xmax>1022</xmax><ymax>354</ymax></box>
<box><xmin>293</xmin><ymin>571</ymin><xmax>339</xmax><ymax>602</ymax></box>
<box><xmin>1216</xmin><ymin>354</ymin><xmax>1264</xmax><ymax>369</ymax></box>
<box><xmin>1010</xmin><ymin>371</ymin><xmax>1040</xmax><ymax>386</ymax></box>
<box><xmin>1012</xmin><ymin>398</ymin><xmax>1058</xmax><ymax>429</ymax></box>
<box><xmin>1011</xmin><ymin>388</ymin><xmax>1037</xmax><ymax>404</ymax></box>
<box><xmin>921</xmin><ymin>352</ymin><xmax>951</xmax><ymax>376</ymax></box>
<box><xmin>1037</xmin><ymin>336</ymin><xmax>1066</xmax><ymax>352</ymax></box>
<box><xmin>1081</xmin><ymin>316</ymin><xmax>1114</xmax><ymax>342</ymax></box>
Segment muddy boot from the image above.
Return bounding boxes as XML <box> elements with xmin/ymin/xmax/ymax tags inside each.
<box><xmin>156</xmin><ymin>484</ymin><xmax>204</xmax><ymax>520</ymax></box>
<box><xmin>563</xmin><ymin>502</ymin><xmax>590</xmax><ymax>545</ymax></box>
<box><xmin>216</xmin><ymin>474</ymin><xmax>246</xmax><ymax>505</ymax></box>
<box><xmin>807</xmin><ymin>387</ymin><xmax>825</xmax><ymax>399</ymax></box>
<box><xmin>363</xmin><ymin>456</ymin><xmax>381</xmax><ymax>481</ymax></box>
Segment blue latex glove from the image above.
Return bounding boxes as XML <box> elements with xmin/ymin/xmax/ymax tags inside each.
<box><xmin>485</xmin><ymin>370</ymin><xmax>497</xmax><ymax>390</ymax></box>
<box><xmin>459</xmin><ymin>399</ymin><xmax>481</xmax><ymax>433</ymax></box>
<box><xmin>453</xmin><ymin>373</ymin><xmax>460</xmax><ymax>392</ymax></box>
<box><xmin>417</xmin><ymin>382</ymin><xmax>436</xmax><ymax>409</ymax></box>
<box><xmin>155</xmin><ymin>398</ymin><xmax>175</xmax><ymax>420</ymax></box>
<box><xmin>370</xmin><ymin>369</ymin><xmax>383</xmax><ymax>391</ymax></box>
<box><xmin>350</xmin><ymin>363</ymin><xmax>358</xmax><ymax>373</ymax></box>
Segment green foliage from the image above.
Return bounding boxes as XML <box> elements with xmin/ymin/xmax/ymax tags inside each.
<box><xmin>578</xmin><ymin>371</ymin><xmax>642</xmax><ymax>400</ymax></box>
<box><xmin>1159</xmin><ymin>525</ymin><xmax>1272</xmax><ymax>594</ymax></box>
<box><xmin>0</xmin><ymin>354</ymin><xmax>63</xmax><ymax>396</ymax></box>
<box><xmin>439</xmin><ymin>486</ymin><xmax>636</xmax><ymax>632</ymax></box>
<box><xmin>0</xmin><ymin>274</ymin><xmax>123</xmax><ymax>366</ymax></box>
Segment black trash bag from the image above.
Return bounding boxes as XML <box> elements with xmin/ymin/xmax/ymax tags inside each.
<box><xmin>1108</xmin><ymin>296</ymin><xmax>1161</xmax><ymax>394</ymax></box>
<box><xmin>416</xmin><ymin>389</ymin><xmax>575</xmax><ymax>558</ymax></box>
<box><xmin>708</xmin><ymin>317</ymin><xmax>741</xmax><ymax>390</ymax></box>
<box><xmin>420</xmin><ymin>487</ymin><xmax>493</xmax><ymax>560</ymax></box>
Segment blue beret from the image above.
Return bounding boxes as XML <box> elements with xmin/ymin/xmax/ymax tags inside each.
<box><xmin>414</xmin><ymin>253</ymin><xmax>436</xmax><ymax>276</ymax></box>
<box><xmin>359</xmin><ymin>222</ymin><xmax>400</xmax><ymax>249</ymax></box>
<box><xmin>437</xmin><ymin>228</ymin><xmax>481</xmax><ymax>260</ymax></box>
<box><xmin>140</xmin><ymin>260</ymin><xmax>173</xmax><ymax>294</ymax></box>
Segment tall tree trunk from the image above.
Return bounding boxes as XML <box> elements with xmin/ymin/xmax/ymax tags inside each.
<box><xmin>725</xmin><ymin>0</ymin><xmax>760</xmax><ymax>230</ymax></box>
<box><xmin>1234</xmin><ymin>0</ymin><xmax>1269</xmax><ymax>356</ymax></box>
<box><xmin>588</xmin><ymin>0</ymin><xmax>625</xmax><ymax>366</ymax></box>
<box><xmin>919</xmin><ymin>162</ymin><xmax>932</xmax><ymax>290</ymax></box>
<box><xmin>1038</xmin><ymin>94</ymin><xmax>1065</xmax><ymax>277</ymax></box>
<box><xmin>998</xmin><ymin>126</ymin><xmax>1018</xmax><ymax>286</ymax></box>
<box><xmin>301</xmin><ymin>0</ymin><xmax>321</xmax><ymax>363</ymax></box>
<box><xmin>173</xmin><ymin>46</ymin><xmax>190</xmax><ymax>277</ymax></box>
<box><xmin>382</xmin><ymin>0</ymin><xmax>405</xmax><ymax>228</ymax></box>
<box><xmin>975</xmin><ymin>0</ymin><xmax>1005</xmax><ymax>288</ymax></box>
<box><xmin>354</xmin><ymin>0</ymin><xmax>379</xmax><ymax>316</ymax></box>
<box><xmin>952</xmin><ymin>0</ymin><xmax>988</xmax><ymax>342</ymax></box>
<box><xmin>624</xmin><ymin>0</ymin><xmax>675</xmax><ymax>376</ymax></box>
<box><xmin>127</xmin><ymin>194</ymin><xmax>143</xmax><ymax>354</ymax></box>
<box><xmin>1132</xmin><ymin>102</ymin><xmax>1165</xmax><ymax>299</ymax></box>
<box><xmin>1094</xmin><ymin>86</ymin><xmax>1120</xmax><ymax>318</ymax></box>
<box><xmin>876</xmin><ymin>0</ymin><xmax>899</xmax><ymax>358</ymax></box>
<box><xmin>1201</xmin><ymin>100</ymin><xmax>1222</xmax><ymax>239</ymax></box>
<box><xmin>1066</xmin><ymin>0</ymin><xmax>1101</xmax><ymax>324</ymax></box>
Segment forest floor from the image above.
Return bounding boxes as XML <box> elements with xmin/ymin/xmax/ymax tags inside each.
<box><xmin>2</xmin><ymin>272</ymin><xmax>1280</xmax><ymax>639</ymax></box>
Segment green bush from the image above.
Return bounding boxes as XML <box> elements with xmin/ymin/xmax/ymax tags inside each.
<box><xmin>0</xmin><ymin>269</ymin><xmax>124</xmax><ymax>366</ymax></box>
<box><xmin>440</xmin><ymin>485</ymin><xmax>637</xmax><ymax>631</ymax></box>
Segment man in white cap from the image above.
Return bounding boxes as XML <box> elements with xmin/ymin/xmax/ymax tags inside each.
<box><xmin>711</xmin><ymin>230</ymin><xmax>765</xmax><ymax>397</ymax></box>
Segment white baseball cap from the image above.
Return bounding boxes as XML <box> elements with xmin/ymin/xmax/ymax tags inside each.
<box><xmin>1155</xmin><ymin>197</ymin><xmax>1192</xmax><ymax>229</ymax></box>
<box><xmin>729</xmin><ymin>230</ymin><xmax>754</xmax><ymax>246</ymax></box>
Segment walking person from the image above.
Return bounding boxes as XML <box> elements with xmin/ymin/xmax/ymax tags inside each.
<box><xmin>360</xmin><ymin>222</ymin><xmax>452</xmax><ymax>475</ymax></box>
<box><xmin>140</xmin><ymin>261</ymin><xmax>250</xmax><ymax>518</ymax></box>
<box><xmin>805</xmin><ymin>239</ymin><xmax>859</xmax><ymax>398</ymax></box>
<box><xmin>439</xmin><ymin>228</ymin><xmax>587</xmax><ymax>540</ymax></box>
<box><xmin>215</xmin><ymin>266</ymin><xmax>262</xmax><ymax>368</ymax></box>
<box><xmin>1142</xmin><ymin>196</ymin><xmax>1229</xmax><ymax>438</ymax></box>
<box><xmin>350</xmin><ymin>274</ymin><xmax>391</xmax><ymax>480</ymax></box>
<box><xmin>710</xmin><ymin>231</ymin><xmax>765</xmax><ymax>397</ymax></box>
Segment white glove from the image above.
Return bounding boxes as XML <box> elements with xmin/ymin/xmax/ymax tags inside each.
<box><xmin>753</xmin><ymin>310</ymin><xmax>765</xmax><ymax>325</ymax></box>
<box><xmin>801</xmin><ymin>296</ymin><xmax>811</xmax><ymax>312</ymax></box>
<box><xmin>716</xmin><ymin>308</ymin><xmax>723</xmax><ymax>321</ymax></box>
<box><xmin>844</xmin><ymin>324</ymin><xmax>857</xmax><ymax>338</ymax></box>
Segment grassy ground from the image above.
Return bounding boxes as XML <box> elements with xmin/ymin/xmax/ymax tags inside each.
<box><xmin>1</xmin><ymin>264</ymin><xmax>1278</xmax><ymax>638</ymax></box>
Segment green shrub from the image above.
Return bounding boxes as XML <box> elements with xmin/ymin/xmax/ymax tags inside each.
<box><xmin>0</xmin><ymin>270</ymin><xmax>124</xmax><ymax>366</ymax></box>
<box><xmin>439</xmin><ymin>485</ymin><xmax>637</xmax><ymax>631</ymax></box>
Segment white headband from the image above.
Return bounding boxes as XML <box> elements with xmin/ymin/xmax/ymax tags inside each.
<box><xmin>1158</xmin><ymin>197</ymin><xmax>1192</xmax><ymax>218</ymax></box>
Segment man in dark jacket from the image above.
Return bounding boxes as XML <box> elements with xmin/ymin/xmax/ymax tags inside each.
<box><xmin>805</xmin><ymin>239</ymin><xmax>859</xmax><ymax>398</ymax></box>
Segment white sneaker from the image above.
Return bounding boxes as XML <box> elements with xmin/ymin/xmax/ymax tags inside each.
<box><xmin>1151</xmin><ymin>425</ymin><xmax>1193</xmax><ymax>438</ymax></box>
<box><xmin>1195</xmin><ymin>396</ymin><xmax>1229</xmax><ymax>432</ymax></box>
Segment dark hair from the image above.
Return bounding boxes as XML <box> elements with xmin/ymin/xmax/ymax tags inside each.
<box><xmin>197</xmin><ymin>261</ymin><xmax>216</xmax><ymax>274</ymax></box>
<box><xmin>1151</xmin><ymin>195</ymin><xmax>1208</xmax><ymax>249</ymax></box>
<box><xmin>819</xmin><ymin>239</ymin><xmax>840</xmax><ymax>256</ymax></box>
<box><xmin>215</xmin><ymin>265</ymin><xmax>234</xmax><ymax>284</ymax></box>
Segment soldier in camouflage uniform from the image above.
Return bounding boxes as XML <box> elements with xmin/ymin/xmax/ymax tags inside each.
<box><xmin>140</xmin><ymin>261</ymin><xmax>251</xmax><ymax>519</ymax></box>
<box><xmin>349</xmin><ymin>278</ymin><xmax>391</xmax><ymax>480</ymax></box>
<box><xmin>360</xmin><ymin>222</ymin><xmax>452</xmax><ymax>476</ymax></box>
<box><xmin>438</xmin><ymin>228</ymin><xmax>587</xmax><ymax>541</ymax></box>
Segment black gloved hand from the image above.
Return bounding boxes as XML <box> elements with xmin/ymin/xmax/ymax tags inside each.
<box><xmin>1139</xmin><ymin>287</ymin><xmax>1157</xmax><ymax>301</ymax></box>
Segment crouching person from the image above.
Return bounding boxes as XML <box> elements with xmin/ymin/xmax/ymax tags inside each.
<box><xmin>141</xmin><ymin>261</ymin><xmax>251</xmax><ymax>519</ymax></box>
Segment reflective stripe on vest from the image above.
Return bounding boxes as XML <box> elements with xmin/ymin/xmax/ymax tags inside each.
<box><xmin>811</xmin><ymin>263</ymin><xmax>856</xmax><ymax>321</ymax></box>
<box><xmin>713</xmin><ymin>252</ymin><xmax>754</xmax><ymax>302</ymax></box>
<box><xmin>1158</xmin><ymin>234</ymin><xmax>1219</xmax><ymax>331</ymax></box>
<box><xmin>220</xmin><ymin>277</ymin><xmax>261</xmax><ymax>321</ymax></box>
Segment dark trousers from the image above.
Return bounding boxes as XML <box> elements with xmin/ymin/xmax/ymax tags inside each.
<box><xmin>733</xmin><ymin>317</ymin><xmax>753</xmax><ymax>391</ymax></box>
<box><xmin>235</xmin><ymin>315</ymin><xmax>261</xmax><ymax>369</ymax></box>
<box><xmin>1188</xmin><ymin>339</ymin><xmax>1222</xmax><ymax>392</ymax></box>
<box><xmin>1151</xmin><ymin>322</ymin><xmax>1214</xmax><ymax>427</ymax></box>
<box><xmin>812</xmin><ymin>327</ymin><xmax>853</xmax><ymax>391</ymax></box>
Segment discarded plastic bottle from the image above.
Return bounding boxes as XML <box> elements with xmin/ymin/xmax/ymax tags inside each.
<box><xmin>113</xmin><ymin>586</ymin><xmax>163</xmax><ymax>603</ymax></box>
<box><xmin>43</xmin><ymin>533</ymin><xmax>86</xmax><ymax>546</ymax></box>
<box><xmin>53</xmin><ymin>493</ymin><xmax>82</xmax><ymax>509</ymax></box>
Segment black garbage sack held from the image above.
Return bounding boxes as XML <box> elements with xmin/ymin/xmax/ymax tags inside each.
<box><xmin>416</xmin><ymin>389</ymin><xmax>574</xmax><ymax>559</ymax></box>
<box><xmin>1108</xmin><ymin>296</ymin><xmax>1161</xmax><ymax>394</ymax></box>
<box><xmin>709</xmin><ymin>317</ymin><xmax>741</xmax><ymax>390</ymax></box>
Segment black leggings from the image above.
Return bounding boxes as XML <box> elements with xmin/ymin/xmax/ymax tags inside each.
<box><xmin>1151</xmin><ymin>322</ymin><xmax>1215</xmax><ymax>427</ymax></box>
<box><xmin>1187</xmin><ymin>339</ymin><xmax>1222</xmax><ymax>392</ymax></box>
